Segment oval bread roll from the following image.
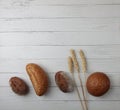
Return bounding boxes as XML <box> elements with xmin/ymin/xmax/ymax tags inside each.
<box><xmin>26</xmin><ymin>63</ymin><xmax>49</xmax><ymax>96</ymax></box>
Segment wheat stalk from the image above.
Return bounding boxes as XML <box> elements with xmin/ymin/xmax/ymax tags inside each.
<box><xmin>79</xmin><ymin>49</ymin><xmax>88</xmax><ymax>110</ymax></box>
<box><xmin>68</xmin><ymin>56</ymin><xmax>85</xmax><ymax>110</ymax></box>
<box><xmin>79</xmin><ymin>49</ymin><xmax>87</xmax><ymax>87</ymax></box>
<box><xmin>70</xmin><ymin>49</ymin><xmax>88</xmax><ymax>110</ymax></box>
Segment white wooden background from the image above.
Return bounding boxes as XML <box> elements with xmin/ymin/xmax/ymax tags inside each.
<box><xmin>0</xmin><ymin>0</ymin><xmax>120</xmax><ymax>110</ymax></box>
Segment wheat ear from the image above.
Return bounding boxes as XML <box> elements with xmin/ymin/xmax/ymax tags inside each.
<box><xmin>70</xmin><ymin>49</ymin><xmax>87</xmax><ymax>110</ymax></box>
<box><xmin>70</xmin><ymin>49</ymin><xmax>80</xmax><ymax>73</ymax></box>
<box><xmin>68</xmin><ymin>56</ymin><xmax>85</xmax><ymax>110</ymax></box>
<box><xmin>79</xmin><ymin>50</ymin><xmax>87</xmax><ymax>73</ymax></box>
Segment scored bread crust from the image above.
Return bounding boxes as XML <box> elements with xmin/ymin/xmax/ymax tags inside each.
<box><xmin>26</xmin><ymin>63</ymin><xmax>49</xmax><ymax>96</ymax></box>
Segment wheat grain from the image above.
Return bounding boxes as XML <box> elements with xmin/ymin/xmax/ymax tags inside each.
<box><xmin>68</xmin><ymin>56</ymin><xmax>74</xmax><ymax>73</ymax></box>
<box><xmin>70</xmin><ymin>49</ymin><xmax>80</xmax><ymax>73</ymax></box>
<box><xmin>79</xmin><ymin>50</ymin><xmax>87</xmax><ymax>73</ymax></box>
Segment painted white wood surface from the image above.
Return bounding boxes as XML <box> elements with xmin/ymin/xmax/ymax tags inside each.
<box><xmin>0</xmin><ymin>0</ymin><xmax>120</xmax><ymax>110</ymax></box>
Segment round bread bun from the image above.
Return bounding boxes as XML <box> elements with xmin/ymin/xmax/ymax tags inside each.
<box><xmin>86</xmin><ymin>72</ymin><xmax>110</xmax><ymax>97</ymax></box>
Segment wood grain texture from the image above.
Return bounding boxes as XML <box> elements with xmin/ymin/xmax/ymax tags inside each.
<box><xmin>1</xmin><ymin>0</ymin><xmax>120</xmax><ymax>7</ymax></box>
<box><xmin>0</xmin><ymin>18</ymin><xmax>120</xmax><ymax>32</ymax></box>
<box><xmin>0</xmin><ymin>100</ymin><xmax>120</xmax><ymax>110</ymax></box>
<box><xmin>0</xmin><ymin>46</ymin><xmax>120</xmax><ymax>59</ymax></box>
<box><xmin>1</xmin><ymin>0</ymin><xmax>120</xmax><ymax>6</ymax></box>
<box><xmin>0</xmin><ymin>0</ymin><xmax>120</xmax><ymax>110</ymax></box>
<box><xmin>0</xmin><ymin>32</ymin><xmax>120</xmax><ymax>45</ymax></box>
<box><xmin>1</xmin><ymin>6</ymin><xmax>120</xmax><ymax>18</ymax></box>
<box><xmin>0</xmin><ymin>59</ymin><xmax>120</xmax><ymax>73</ymax></box>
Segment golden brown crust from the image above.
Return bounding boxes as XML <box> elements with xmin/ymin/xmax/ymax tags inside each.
<box><xmin>86</xmin><ymin>72</ymin><xmax>110</xmax><ymax>97</ymax></box>
<box><xmin>26</xmin><ymin>63</ymin><xmax>49</xmax><ymax>96</ymax></box>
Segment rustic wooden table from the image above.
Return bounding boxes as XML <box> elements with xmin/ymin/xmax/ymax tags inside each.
<box><xmin>0</xmin><ymin>0</ymin><xmax>120</xmax><ymax>110</ymax></box>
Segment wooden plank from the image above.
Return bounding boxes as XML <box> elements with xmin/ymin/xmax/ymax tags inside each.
<box><xmin>0</xmin><ymin>46</ymin><xmax>120</xmax><ymax>59</ymax></box>
<box><xmin>0</xmin><ymin>86</ymin><xmax>120</xmax><ymax>101</ymax></box>
<box><xmin>0</xmin><ymin>100</ymin><xmax>119</xmax><ymax>110</ymax></box>
<box><xmin>1</xmin><ymin>32</ymin><xmax>120</xmax><ymax>46</ymax></box>
<box><xmin>0</xmin><ymin>6</ymin><xmax>120</xmax><ymax>18</ymax></box>
<box><xmin>0</xmin><ymin>18</ymin><xmax>119</xmax><ymax>32</ymax></box>
<box><xmin>1</xmin><ymin>0</ymin><xmax>120</xmax><ymax>7</ymax></box>
<box><xmin>0</xmin><ymin>73</ymin><xmax>119</xmax><ymax>87</ymax></box>
<box><xmin>0</xmin><ymin>58</ymin><xmax>119</xmax><ymax>73</ymax></box>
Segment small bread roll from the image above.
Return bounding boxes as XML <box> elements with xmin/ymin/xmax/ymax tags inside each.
<box><xmin>55</xmin><ymin>71</ymin><xmax>73</xmax><ymax>93</ymax></box>
<box><xmin>86</xmin><ymin>72</ymin><xmax>110</xmax><ymax>97</ymax></box>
